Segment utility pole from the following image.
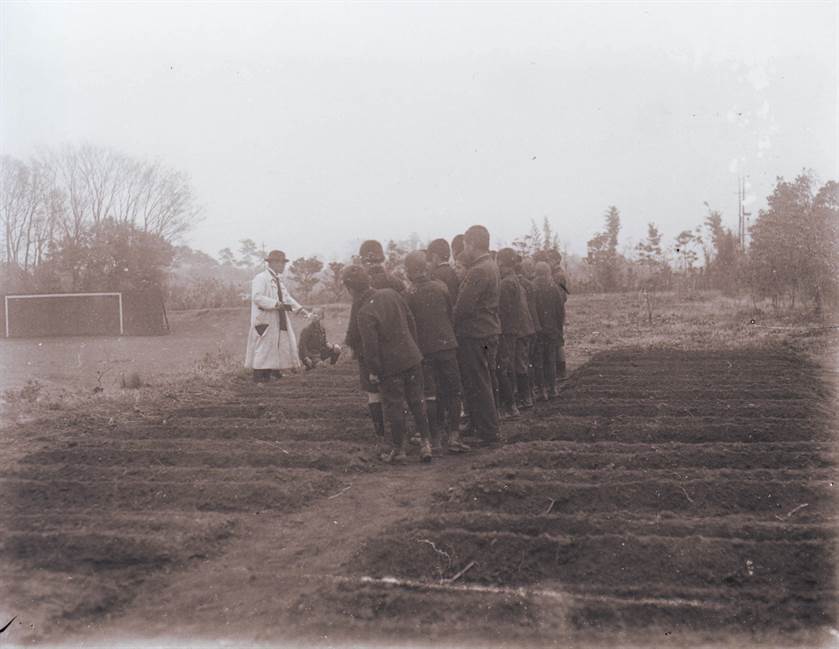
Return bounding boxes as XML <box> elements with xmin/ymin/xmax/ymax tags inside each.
<box><xmin>738</xmin><ymin>176</ymin><xmax>744</xmax><ymax>249</ymax></box>
<box><xmin>737</xmin><ymin>176</ymin><xmax>752</xmax><ymax>250</ymax></box>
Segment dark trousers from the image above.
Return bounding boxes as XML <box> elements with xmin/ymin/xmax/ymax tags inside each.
<box><xmin>496</xmin><ymin>333</ymin><xmax>517</xmax><ymax>409</ymax></box>
<box><xmin>537</xmin><ymin>333</ymin><xmax>558</xmax><ymax>391</ymax></box>
<box><xmin>457</xmin><ymin>335</ymin><xmax>500</xmax><ymax>441</ymax></box>
<box><xmin>379</xmin><ymin>364</ymin><xmax>429</xmax><ymax>449</ymax></box>
<box><xmin>455</xmin><ymin>336</ymin><xmax>472</xmax><ymax>422</ymax></box>
<box><xmin>531</xmin><ymin>335</ymin><xmax>544</xmax><ymax>389</ymax></box>
<box><xmin>525</xmin><ymin>334</ymin><xmax>537</xmax><ymax>388</ymax></box>
<box><xmin>422</xmin><ymin>348</ymin><xmax>463</xmax><ymax>433</ymax></box>
<box><xmin>556</xmin><ymin>339</ymin><xmax>567</xmax><ymax>379</ymax></box>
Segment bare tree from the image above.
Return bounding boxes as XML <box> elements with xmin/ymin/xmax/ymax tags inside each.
<box><xmin>2</xmin><ymin>144</ymin><xmax>201</xmax><ymax>293</ymax></box>
<box><xmin>0</xmin><ymin>156</ymin><xmax>59</xmax><ymax>273</ymax></box>
<box><xmin>46</xmin><ymin>143</ymin><xmax>200</xmax><ymax>244</ymax></box>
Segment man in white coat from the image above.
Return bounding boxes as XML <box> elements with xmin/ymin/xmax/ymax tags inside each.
<box><xmin>245</xmin><ymin>250</ymin><xmax>311</xmax><ymax>382</ymax></box>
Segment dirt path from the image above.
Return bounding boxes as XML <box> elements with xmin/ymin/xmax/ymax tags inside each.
<box><xmin>83</xmin><ymin>447</ymin><xmax>485</xmax><ymax>645</ymax></box>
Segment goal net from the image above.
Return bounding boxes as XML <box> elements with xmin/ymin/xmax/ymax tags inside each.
<box><xmin>4</xmin><ymin>292</ymin><xmax>124</xmax><ymax>338</ymax></box>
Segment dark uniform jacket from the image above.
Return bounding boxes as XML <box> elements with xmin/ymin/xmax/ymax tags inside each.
<box><xmin>431</xmin><ymin>263</ymin><xmax>460</xmax><ymax>304</ymax></box>
<box><xmin>345</xmin><ymin>265</ymin><xmax>405</xmax><ymax>353</ymax></box>
<box><xmin>517</xmin><ymin>274</ymin><xmax>540</xmax><ymax>335</ymax></box>
<box><xmin>533</xmin><ymin>277</ymin><xmax>566</xmax><ymax>338</ymax></box>
<box><xmin>498</xmin><ymin>268</ymin><xmax>531</xmax><ymax>336</ymax></box>
<box><xmin>453</xmin><ymin>253</ymin><xmax>501</xmax><ymax>339</ymax></box>
<box><xmin>405</xmin><ymin>277</ymin><xmax>457</xmax><ymax>355</ymax></box>
<box><xmin>298</xmin><ymin>320</ymin><xmax>329</xmax><ymax>361</ymax></box>
<box><xmin>356</xmin><ymin>288</ymin><xmax>423</xmax><ymax>378</ymax></box>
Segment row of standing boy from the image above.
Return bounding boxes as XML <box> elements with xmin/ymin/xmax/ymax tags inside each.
<box><xmin>341</xmin><ymin>224</ymin><xmax>568</xmax><ymax>465</ymax></box>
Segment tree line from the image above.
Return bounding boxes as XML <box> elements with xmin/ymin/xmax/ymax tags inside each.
<box><xmin>0</xmin><ymin>144</ymin><xmax>199</xmax><ymax>294</ymax></box>
<box><xmin>570</xmin><ymin>170</ymin><xmax>837</xmax><ymax>315</ymax></box>
<box><xmin>2</xmin><ymin>144</ymin><xmax>836</xmax><ymax>315</ymax></box>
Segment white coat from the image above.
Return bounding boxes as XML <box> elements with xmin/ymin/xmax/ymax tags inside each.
<box><xmin>244</xmin><ymin>269</ymin><xmax>305</xmax><ymax>371</ymax></box>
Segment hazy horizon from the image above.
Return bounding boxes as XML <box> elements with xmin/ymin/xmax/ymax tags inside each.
<box><xmin>2</xmin><ymin>1</ymin><xmax>837</xmax><ymax>261</ymax></box>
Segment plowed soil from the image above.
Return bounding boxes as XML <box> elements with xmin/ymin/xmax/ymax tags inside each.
<box><xmin>1</xmin><ymin>346</ymin><xmax>836</xmax><ymax>647</ymax></box>
<box><xmin>295</xmin><ymin>348</ymin><xmax>838</xmax><ymax>645</ymax></box>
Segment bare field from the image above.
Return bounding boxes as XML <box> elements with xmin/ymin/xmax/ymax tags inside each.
<box><xmin>0</xmin><ymin>304</ymin><xmax>349</xmax><ymax>395</ymax></box>
<box><xmin>0</xmin><ymin>292</ymin><xmax>836</xmax><ymax>646</ymax></box>
<box><xmin>297</xmin><ymin>348</ymin><xmax>838</xmax><ymax>644</ymax></box>
<box><xmin>0</xmin><ymin>290</ymin><xmax>822</xmax><ymax>397</ymax></box>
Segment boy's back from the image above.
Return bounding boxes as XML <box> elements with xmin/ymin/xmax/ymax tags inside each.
<box><xmin>405</xmin><ymin>277</ymin><xmax>457</xmax><ymax>355</ymax></box>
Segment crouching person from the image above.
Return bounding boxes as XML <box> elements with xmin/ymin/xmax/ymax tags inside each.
<box><xmin>297</xmin><ymin>308</ymin><xmax>342</xmax><ymax>370</ymax></box>
<box><xmin>342</xmin><ymin>264</ymin><xmax>433</xmax><ymax>464</ymax></box>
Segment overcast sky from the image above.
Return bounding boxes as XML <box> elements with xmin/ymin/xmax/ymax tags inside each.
<box><xmin>2</xmin><ymin>1</ymin><xmax>837</xmax><ymax>260</ymax></box>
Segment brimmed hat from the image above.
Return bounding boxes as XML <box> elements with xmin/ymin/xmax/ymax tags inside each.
<box><xmin>265</xmin><ymin>250</ymin><xmax>288</xmax><ymax>263</ymax></box>
<box><xmin>358</xmin><ymin>240</ymin><xmax>386</xmax><ymax>264</ymax></box>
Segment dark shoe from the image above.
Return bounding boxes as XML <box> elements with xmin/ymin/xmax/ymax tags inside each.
<box><xmin>547</xmin><ymin>389</ymin><xmax>558</xmax><ymax>400</ymax></box>
<box><xmin>519</xmin><ymin>397</ymin><xmax>534</xmax><ymax>409</ymax></box>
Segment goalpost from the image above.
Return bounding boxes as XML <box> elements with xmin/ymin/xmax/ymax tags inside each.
<box><xmin>4</xmin><ymin>292</ymin><xmax>124</xmax><ymax>338</ymax></box>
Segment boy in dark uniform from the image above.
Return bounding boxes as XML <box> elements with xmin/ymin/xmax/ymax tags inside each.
<box><xmin>495</xmin><ymin>248</ymin><xmax>530</xmax><ymax>418</ymax></box>
<box><xmin>404</xmin><ymin>251</ymin><xmax>470</xmax><ymax>453</ymax></box>
<box><xmin>427</xmin><ymin>238</ymin><xmax>460</xmax><ymax>303</ymax></box>
<box><xmin>297</xmin><ymin>308</ymin><xmax>341</xmax><ymax>369</ymax></box>
<box><xmin>344</xmin><ymin>240</ymin><xmax>405</xmax><ymax>438</ymax></box>
<box><xmin>342</xmin><ymin>264</ymin><xmax>433</xmax><ymax>464</ymax></box>
<box><xmin>451</xmin><ymin>234</ymin><xmax>465</xmax><ymax>264</ymax></box>
<box><xmin>516</xmin><ymin>256</ymin><xmax>541</xmax><ymax>408</ymax></box>
<box><xmin>534</xmin><ymin>249</ymin><xmax>569</xmax><ymax>380</ymax></box>
<box><xmin>533</xmin><ymin>261</ymin><xmax>565</xmax><ymax>399</ymax></box>
<box><xmin>453</xmin><ymin>225</ymin><xmax>501</xmax><ymax>446</ymax></box>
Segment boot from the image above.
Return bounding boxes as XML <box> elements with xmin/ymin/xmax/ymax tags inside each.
<box><xmin>446</xmin><ymin>397</ymin><xmax>461</xmax><ymax>434</ymax></box>
<box><xmin>447</xmin><ymin>428</ymin><xmax>471</xmax><ymax>453</ymax></box>
<box><xmin>368</xmin><ymin>402</ymin><xmax>385</xmax><ymax>437</ymax></box>
<box><xmin>395</xmin><ymin>435</ymin><xmax>409</xmax><ymax>464</ymax></box>
<box><xmin>557</xmin><ymin>363</ymin><xmax>567</xmax><ymax>381</ymax></box>
<box><xmin>458</xmin><ymin>416</ymin><xmax>473</xmax><ymax>433</ymax></box>
<box><xmin>517</xmin><ymin>374</ymin><xmax>533</xmax><ymax>409</ymax></box>
<box><xmin>383</xmin><ymin>422</ymin><xmax>409</xmax><ymax>465</ymax></box>
<box><xmin>426</xmin><ymin>400</ymin><xmax>443</xmax><ymax>452</ymax></box>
